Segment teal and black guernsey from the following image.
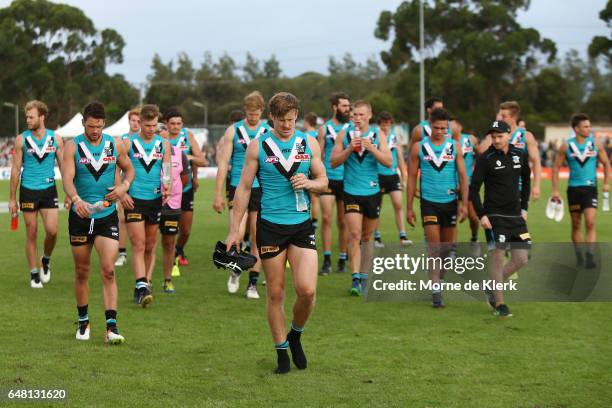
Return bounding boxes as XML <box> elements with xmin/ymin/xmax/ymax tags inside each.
<box><xmin>257</xmin><ymin>130</ymin><xmax>313</xmax><ymax>225</ymax></box>
<box><xmin>342</xmin><ymin>125</ymin><xmax>381</xmax><ymax>196</ymax></box>
<box><xmin>419</xmin><ymin>138</ymin><xmax>458</xmax><ymax>203</ymax></box>
<box><xmin>378</xmin><ymin>129</ymin><xmax>399</xmax><ymax>176</ymax></box>
<box><xmin>306</xmin><ymin>129</ymin><xmax>317</xmax><ymax>138</ymax></box>
<box><xmin>21</xmin><ymin>129</ymin><xmax>58</xmax><ymax>190</ymax></box>
<box><xmin>323</xmin><ymin>120</ymin><xmax>349</xmax><ymax>181</ymax></box>
<box><xmin>128</xmin><ymin>133</ymin><xmax>165</xmax><ymax>200</ymax></box>
<box><xmin>72</xmin><ymin>133</ymin><xmax>117</xmax><ymax>219</ymax></box>
<box><xmin>121</xmin><ymin>131</ymin><xmax>138</xmax><ymax>141</ymax></box>
<box><xmin>419</xmin><ymin>119</ymin><xmax>452</xmax><ymax>138</ymax></box>
<box><xmin>230</xmin><ymin>120</ymin><xmax>271</xmax><ymax>188</ymax></box>
<box><xmin>168</xmin><ymin>128</ymin><xmax>193</xmax><ymax>192</ymax></box>
<box><xmin>460</xmin><ymin>133</ymin><xmax>475</xmax><ymax>180</ymax></box>
<box><xmin>566</xmin><ymin>135</ymin><xmax>598</xmax><ymax>187</ymax></box>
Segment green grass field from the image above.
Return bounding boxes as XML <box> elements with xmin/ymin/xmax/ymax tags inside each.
<box><xmin>1</xmin><ymin>179</ymin><xmax>611</xmax><ymax>407</ymax></box>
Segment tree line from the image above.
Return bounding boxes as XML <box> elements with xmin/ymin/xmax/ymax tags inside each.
<box><xmin>1</xmin><ymin>0</ymin><xmax>610</xmax><ymax>140</ymax></box>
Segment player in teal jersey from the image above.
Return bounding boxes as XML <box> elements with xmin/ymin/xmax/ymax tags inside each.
<box><xmin>115</xmin><ymin>107</ymin><xmax>141</xmax><ymax>267</ymax></box>
<box><xmin>317</xmin><ymin>92</ymin><xmax>351</xmax><ymax>275</ymax></box>
<box><xmin>450</xmin><ymin>118</ymin><xmax>481</xmax><ymax>256</ymax></box>
<box><xmin>165</xmin><ymin>109</ymin><xmax>207</xmax><ymax>266</ymax></box>
<box><xmin>373</xmin><ymin>111</ymin><xmax>411</xmax><ymax>248</ymax></box>
<box><xmin>552</xmin><ymin>113</ymin><xmax>610</xmax><ymax>268</ymax></box>
<box><xmin>214</xmin><ymin>92</ymin><xmax>270</xmax><ymax>299</ymax></box>
<box><xmin>478</xmin><ymin>101</ymin><xmax>542</xmax><ymax>201</ymax></box>
<box><xmin>303</xmin><ymin>112</ymin><xmax>320</xmax><ymax>232</ymax></box>
<box><xmin>409</xmin><ymin>97</ymin><xmax>457</xmax><ymax>148</ymax></box>
<box><xmin>9</xmin><ymin>100</ymin><xmax>64</xmax><ymax>288</ymax></box>
<box><xmin>330</xmin><ymin>100</ymin><xmax>392</xmax><ymax>296</ymax></box>
<box><xmin>61</xmin><ymin>102</ymin><xmax>134</xmax><ymax>344</ymax></box>
<box><xmin>407</xmin><ymin>108</ymin><xmax>469</xmax><ymax>308</ymax></box>
<box><xmin>121</xmin><ymin>105</ymin><xmax>171</xmax><ymax>307</ymax></box>
<box><xmin>225</xmin><ymin>92</ymin><xmax>327</xmax><ymax>374</ymax></box>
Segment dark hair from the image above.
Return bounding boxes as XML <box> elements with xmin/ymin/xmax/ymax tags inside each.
<box><xmin>329</xmin><ymin>91</ymin><xmax>350</xmax><ymax>107</ymax></box>
<box><xmin>268</xmin><ymin>92</ymin><xmax>300</xmax><ymax>118</ymax></box>
<box><xmin>425</xmin><ymin>97</ymin><xmax>443</xmax><ymax>110</ymax></box>
<box><xmin>164</xmin><ymin>108</ymin><xmax>183</xmax><ymax>122</ymax></box>
<box><xmin>304</xmin><ymin>112</ymin><xmax>318</xmax><ymax>127</ymax></box>
<box><xmin>229</xmin><ymin>109</ymin><xmax>245</xmax><ymax>124</ymax></box>
<box><xmin>377</xmin><ymin>111</ymin><xmax>393</xmax><ymax>124</ymax></box>
<box><xmin>571</xmin><ymin>113</ymin><xmax>590</xmax><ymax>129</ymax></box>
<box><xmin>83</xmin><ymin>102</ymin><xmax>106</xmax><ymax>120</ymax></box>
<box><xmin>429</xmin><ymin>107</ymin><xmax>450</xmax><ymax>122</ymax></box>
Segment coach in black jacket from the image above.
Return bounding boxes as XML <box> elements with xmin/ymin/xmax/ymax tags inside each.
<box><xmin>469</xmin><ymin>120</ymin><xmax>531</xmax><ymax>317</ymax></box>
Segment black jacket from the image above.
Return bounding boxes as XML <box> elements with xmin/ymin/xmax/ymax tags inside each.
<box><xmin>469</xmin><ymin>145</ymin><xmax>530</xmax><ymax>218</ymax></box>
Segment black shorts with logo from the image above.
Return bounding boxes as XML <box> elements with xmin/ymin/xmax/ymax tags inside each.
<box><xmin>227</xmin><ymin>186</ymin><xmax>262</xmax><ymax>212</ymax></box>
<box><xmin>159</xmin><ymin>208</ymin><xmax>180</xmax><ymax>235</ymax></box>
<box><xmin>69</xmin><ymin>210</ymin><xmax>119</xmax><ymax>247</ymax></box>
<box><xmin>420</xmin><ymin>199</ymin><xmax>457</xmax><ymax>227</ymax></box>
<box><xmin>256</xmin><ymin>218</ymin><xmax>316</xmax><ymax>260</ymax></box>
<box><xmin>485</xmin><ymin>215</ymin><xmax>531</xmax><ymax>250</ymax></box>
<box><xmin>319</xmin><ymin>179</ymin><xmax>344</xmax><ymax>200</ymax></box>
<box><xmin>124</xmin><ymin>197</ymin><xmax>162</xmax><ymax>225</ymax></box>
<box><xmin>19</xmin><ymin>185</ymin><xmax>58</xmax><ymax>212</ymax></box>
<box><xmin>181</xmin><ymin>188</ymin><xmax>194</xmax><ymax>212</ymax></box>
<box><xmin>344</xmin><ymin>192</ymin><xmax>381</xmax><ymax>219</ymax></box>
<box><xmin>567</xmin><ymin>186</ymin><xmax>598</xmax><ymax>212</ymax></box>
<box><xmin>378</xmin><ymin>174</ymin><xmax>401</xmax><ymax>194</ymax></box>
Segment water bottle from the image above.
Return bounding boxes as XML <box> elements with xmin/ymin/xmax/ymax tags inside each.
<box><xmin>295</xmin><ymin>189</ymin><xmax>309</xmax><ymax>212</ymax></box>
<box><xmin>162</xmin><ymin>163</ymin><xmax>172</xmax><ymax>191</ymax></box>
<box><xmin>10</xmin><ymin>212</ymin><xmax>18</xmax><ymax>231</ymax></box>
<box><xmin>353</xmin><ymin>129</ymin><xmax>362</xmax><ymax>152</ymax></box>
<box><xmin>88</xmin><ymin>200</ymin><xmax>110</xmax><ymax>215</ymax></box>
<box><xmin>603</xmin><ymin>191</ymin><xmax>610</xmax><ymax>212</ymax></box>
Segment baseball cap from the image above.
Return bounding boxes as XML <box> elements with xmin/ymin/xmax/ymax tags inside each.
<box><xmin>488</xmin><ymin>120</ymin><xmax>511</xmax><ymax>134</ymax></box>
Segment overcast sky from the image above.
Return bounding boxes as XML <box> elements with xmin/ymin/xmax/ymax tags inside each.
<box><xmin>1</xmin><ymin>0</ymin><xmax>609</xmax><ymax>85</ymax></box>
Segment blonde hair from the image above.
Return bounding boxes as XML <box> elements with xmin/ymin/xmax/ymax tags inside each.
<box><xmin>244</xmin><ymin>91</ymin><xmax>265</xmax><ymax>111</ymax></box>
<box><xmin>353</xmin><ymin>99</ymin><xmax>372</xmax><ymax>112</ymax></box>
<box><xmin>140</xmin><ymin>104</ymin><xmax>160</xmax><ymax>122</ymax></box>
<box><xmin>499</xmin><ymin>101</ymin><xmax>520</xmax><ymax>118</ymax></box>
<box><xmin>128</xmin><ymin>106</ymin><xmax>141</xmax><ymax>120</ymax></box>
<box><xmin>24</xmin><ymin>100</ymin><xmax>48</xmax><ymax>117</ymax></box>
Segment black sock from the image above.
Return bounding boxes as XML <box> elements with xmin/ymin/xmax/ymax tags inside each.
<box><xmin>119</xmin><ymin>248</ymin><xmax>126</xmax><ymax>255</ymax></box>
<box><xmin>175</xmin><ymin>245</ymin><xmax>184</xmax><ymax>257</ymax></box>
<box><xmin>275</xmin><ymin>341</ymin><xmax>290</xmax><ymax>374</ymax></box>
<box><xmin>471</xmin><ymin>234</ymin><xmax>477</xmax><ymax>242</ymax></box>
<box><xmin>243</xmin><ymin>232</ymin><xmax>250</xmax><ymax>244</ymax></box>
<box><xmin>41</xmin><ymin>256</ymin><xmax>50</xmax><ymax>266</ymax></box>
<box><xmin>77</xmin><ymin>304</ymin><xmax>89</xmax><ymax>324</ymax></box>
<box><xmin>105</xmin><ymin>310</ymin><xmax>117</xmax><ymax>331</ymax></box>
<box><xmin>287</xmin><ymin>328</ymin><xmax>307</xmax><ymax>369</ymax></box>
<box><xmin>324</xmin><ymin>254</ymin><xmax>331</xmax><ymax>263</ymax></box>
<box><xmin>30</xmin><ymin>268</ymin><xmax>40</xmax><ymax>283</ymax></box>
<box><xmin>248</xmin><ymin>271</ymin><xmax>259</xmax><ymax>286</ymax></box>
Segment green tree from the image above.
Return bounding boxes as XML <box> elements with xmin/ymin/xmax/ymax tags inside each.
<box><xmin>375</xmin><ymin>0</ymin><xmax>556</xmax><ymax>134</ymax></box>
<box><xmin>588</xmin><ymin>0</ymin><xmax>612</xmax><ymax>64</ymax></box>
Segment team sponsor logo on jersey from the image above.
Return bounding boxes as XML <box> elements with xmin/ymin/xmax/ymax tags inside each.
<box><xmin>494</xmin><ymin>160</ymin><xmax>506</xmax><ymax>170</ymax></box>
<box><xmin>422</xmin><ymin>141</ymin><xmax>455</xmax><ymax>172</ymax></box>
<box><xmin>265</xmin><ymin>156</ymin><xmax>279</xmax><ymax>163</ymax></box>
<box><xmin>262</xmin><ymin>137</ymin><xmax>308</xmax><ymax>180</ymax></box>
<box><xmin>25</xmin><ymin>134</ymin><xmax>54</xmax><ymax>163</ymax></box>
<box><xmin>132</xmin><ymin>138</ymin><xmax>163</xmax><ymax>173</ymax></box>
<box><xmin>78</xmin><ymin>140</ymin><xmax>116</xmax><ymax>181</ymax></box>
<box><xmin>294</xmin><ymin>154</ymin><xmax>310</xmax><ymax>162</ymax></box>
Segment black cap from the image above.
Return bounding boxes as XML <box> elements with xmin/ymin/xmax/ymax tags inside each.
<box><xmin>488</xmin><ymin>120</ymin><xmax>511</xmax><ymax>134</ymax></box>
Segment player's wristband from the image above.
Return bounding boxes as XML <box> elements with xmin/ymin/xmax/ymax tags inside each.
<box><xmin>71</xmin><ymin>195</ymin><xmax>81</xmax><ymax>203</ymax></box>
<box><xmin>521</xmin><ymin>209</ymin><xmax>528</xmax><ymax>217</ymax></box>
